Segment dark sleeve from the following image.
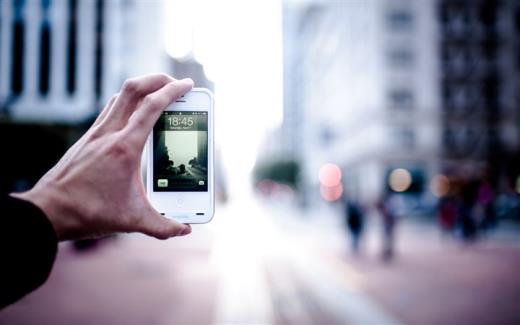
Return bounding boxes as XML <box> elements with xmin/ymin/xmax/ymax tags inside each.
<box><xmin>0</xmin><ymin>195</ymin><xmax>58</xmax><ymax>309</ymax></box>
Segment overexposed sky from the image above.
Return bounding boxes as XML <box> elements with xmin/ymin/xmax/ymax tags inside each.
<box><xmin>163</xmin><ymin>0</ymin><xmax>283</xmax><ymax>194</ymax></box>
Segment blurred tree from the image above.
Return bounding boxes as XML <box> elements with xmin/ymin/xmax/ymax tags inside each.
<box><xmin>253</xmin><ymin>160</ymin><xmax>300</xmax><ymax>190</ymax></box>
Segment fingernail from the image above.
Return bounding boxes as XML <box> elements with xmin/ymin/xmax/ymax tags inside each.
<box><xmin>179</xmin><ymin>226</ymin><xmax>191</xmax><ymax>236</ymax></box>
<box><xmin>180</xmin><ymin>78</ymin><xmax>194</xmax><ymax>86</ymax></box>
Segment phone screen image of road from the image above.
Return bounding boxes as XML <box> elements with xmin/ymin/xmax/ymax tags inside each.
<box><xmin>153</xmin><ymin>111</ymin><xmax>208</xmax><ymax>192</ymax></box>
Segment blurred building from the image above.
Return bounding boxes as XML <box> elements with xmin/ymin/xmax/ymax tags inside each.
<box><xmin>283</xmin><ymin>0</ymin><xmax>440</xmax><ymax>207</ymax></box>
<box><xmin>0</xmin><ymin>0</ymin><xmax>168</xmax><ymax>192</ymax></box>
<box><xmin>170</xmin><ymin>56</ymin><xmax>214</xmax><ymax>91</ymax></box>
<box><xmin>438</xmin><ymin>0</ymin><xmax>520</xmax><ymax>185</ymax></box>
<box><xmin>282</xmin><ymin>0</ymin><xmax>520</xmax><ymax>208</ymax></box>
<box><xmin>0</xmin><ymin>0</ymin><xmax>167</xmax><ymax>123</ymax></box>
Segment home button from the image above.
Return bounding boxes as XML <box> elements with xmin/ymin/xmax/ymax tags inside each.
<box><xmin>176</xmin><ymin>199</ymin><xmax>184</xmax><ymax>207</ymax></box>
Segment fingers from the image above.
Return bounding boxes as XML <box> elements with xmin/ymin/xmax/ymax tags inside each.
<box><xmin>137</xmin><ymin>211</ymin><xmax>192</xmax><ymax>239</ymax></box>
<box><xmin>100</xmin><ymin>74</ymin><xmax>175</xmax><ymax>131</ymax></box>
<box><xmin>92</xmin><ymin>93</ymin><xmax>118</xmax><ymax>128</ymax></box>
<box><xmin>124</xmin><ymin>78</ymin><xmax>194</xmax><ymax>148</ymax></box>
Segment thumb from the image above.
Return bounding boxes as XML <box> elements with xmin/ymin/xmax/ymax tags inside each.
<box><xmin>138</xmin><ymin>211</ymin><xmax>192</xmax><ymax>240</ymax></box>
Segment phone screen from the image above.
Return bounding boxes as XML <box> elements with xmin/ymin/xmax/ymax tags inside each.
<box><xmin>153</xmin><ymin>111</ymin><xmax>208</xmax><ymax>192</ymax></box>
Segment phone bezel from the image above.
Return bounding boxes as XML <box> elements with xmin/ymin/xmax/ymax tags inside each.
<box><xmin>146</xmin><ymin>88</ymin><xmax>214</xmax><ymax>224</ymax></box>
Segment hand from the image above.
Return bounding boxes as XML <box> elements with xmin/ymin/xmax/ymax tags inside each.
<box><xmin>11</xmin><ymin>74</ymin><xmax>194</xmax><ymax>241</ymax></box>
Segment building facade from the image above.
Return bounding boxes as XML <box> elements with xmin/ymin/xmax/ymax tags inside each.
<box><xmin>0</xmin><ymin>0</ymin><xmax>168</xmax><ymax>193</ymax></box>
<box><xmin>283</xmin><ymin>0</ymin><xmax>440</xmax><ymax>206</ymax></box>
<box><xmin>282</xmin><ymin>0</ymin><xmax>519</xmax><ymax>208</ymax></box>
<box><xmin>438</xmin><ymin>0</ymin><xmax>520</xmax><ymax>185</ymax></box>
<box><xmin>0</xmin><ymin>0</ymin><xmax>167</xmax><ymax>123</ymax></box>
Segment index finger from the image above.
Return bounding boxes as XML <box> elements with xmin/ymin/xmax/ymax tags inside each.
<box><xmin>101</xmin><ymin>74</ymin><xmax>175</xmax><ymax>131</ymax></box>
<box><xmin>123</xmin><ymin>78</ymin><xmax>194</xmax><ymax>148</ymax></box>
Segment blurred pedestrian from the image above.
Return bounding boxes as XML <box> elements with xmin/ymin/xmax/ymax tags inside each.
<box><xmin>495</xmin><ymin>182</ymin><xmax>520</xmax><ymax>220</ymax></box>
<box><xmin>438</xmin><ymin>194</ymin><xmax>457</xmax><ymax>237</ymax></box>
<box><xmin>476</xmin><ymin>179</ymin><xmax>496</xmax><ymax>230</ymax></box>
<box><xmin>457</xmin><ymin>179</ymin><xmax>479</xmax><ymax>241</ymax></box>
<box><xmin>377</xmin><ymin>192</ymin><xmax>398</xmax><ymax>262</ymax></box>
<box><xmin>342</xmin><ymin>196</ymin><xmax>364</xmax><ymax>255</ymax></box>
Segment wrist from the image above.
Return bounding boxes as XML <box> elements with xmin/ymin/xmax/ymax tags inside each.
<box><xmin>10</xmin><ymin>185</ymin><xmax>78</xmax><ymax>241</ymax></box>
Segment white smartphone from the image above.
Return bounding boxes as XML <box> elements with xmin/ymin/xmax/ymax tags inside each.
<box><xmin>146</xmin><ymin>88</ymin><xmax>214</xmax><ymax>223</ymax></box>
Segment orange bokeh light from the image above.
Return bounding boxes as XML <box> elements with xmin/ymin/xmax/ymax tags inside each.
<box><xmin>430</xmin><ymin>174</ymin><xmax>450</xmax><ymax>197</ymax></box>
<box><xmin>388</xmin><ymin>168</ymin><xmax>412</xmax><ymax>192</ymax></box>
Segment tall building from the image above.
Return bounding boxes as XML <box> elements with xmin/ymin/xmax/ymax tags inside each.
<box><xmin>282</xmin><ymin>2</ymin><xmax>307</xmax><ymax>162</ymax></box>
<box><xmin>0</xmin><ymin>0</ymin><xmax>167</xmax><ymax>123</ymax></box>
<box><xmin>438</xmin><ymin>0</ymin><xmax>520</xmax><ymax>185</ymax></box>
<box><xmin>283</xmin><ymin>0</ymin><xmax>440</xmax><ymax>206</ymax></box>
<box><xmin>283</xmin><ymin>0</ymin><xmax>520</xmax><ymax>207</ymax></box>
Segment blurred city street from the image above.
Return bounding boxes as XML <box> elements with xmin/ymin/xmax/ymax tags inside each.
<box><xmin>1</xmin><ymin>195</ymin><xmax>519</xmax><ymax>325</ymax></box>
<box><xmin>1</xmin><ymin>0</ymin><xmax>520</xmax><ymax>323</ymax></box>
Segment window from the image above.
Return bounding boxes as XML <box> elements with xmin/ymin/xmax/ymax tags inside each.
<box><xmin>38</xmin><ymin>0</ymin><xmax>52</xmax><ymax>96</ymax></box>
<box><xmin>392</xmin><ymin>127</ymin><xmax>415</xmax><ymax>148</ymax></box>
<box><xmin>320</xmin><ymin>125</ymin><xmax>334</xmax><ymax>147</ymax></box>
<box><xmin>387</xmin><ymin>10</ymin><xmax>413</xmax><ymax>30</ymax></box>
<box><xmin>389</xmin><ymin>89</ymin><xmax>414</xmax><ymax>109</ymax></box>
<box><xmin>388</xmin><ymin>48</ymin><xmax>414</xmax><ymax>67</ymax></box>
<box><xmin>478</xmin><ymin>2</ymin><xmax>498</xmax><ymax>27</ymax></box>
<box><xmin>94</xmin><ymin>0</ymin><xmax>104</xmax><ymax>99</ymax></box>
<box><xmin>442</xmin><ymin>128</ymin><xmax>455</xmax><ymax>150</ymax></box>
<box><xmin>442</xmin><ymin>44</ymin><xmax>468</xmax><ymax>73</ymax></box>
<box><xmin>439</xmin><ymin>3</ymin><xmax>468</xmax><ymax>37</ymax></box>
<box><xmin>11</xmin><ymin>0</ymin><xmax>25</xmax><ymax>96</ymax></box>
<box><xmin>448</xmin><ymin>85</ymin><xmax>469</xmax><ymax>111</ymax></box>
<box><xmin>66</xmin><ymin>0</ymin><xmax>78</xmax><ymax>95</ymax></box>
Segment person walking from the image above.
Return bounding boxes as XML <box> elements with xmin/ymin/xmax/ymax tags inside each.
<box><xmin>377</xmin><ymin>192</ymin><xmax>398</xmax><ymax>262</ymax></box>
<box><xmin>343</xmin><ymin>197</ymin><xmax>365</xmax><ymax>255</ymax></box>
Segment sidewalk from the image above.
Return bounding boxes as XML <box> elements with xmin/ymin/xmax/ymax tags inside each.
<box><xmin>0</xmin><ymin>200</ymin><xmax>399</xmax><ymax>325</ymax></box>
<box><xmin>1</xmin><ymin>199</ymin><xmax>519</xmax><ymax>324</ymax></box>
<box><xmin>268</xmin><ymin>202</ymin><xmax>520</xmax><ymax>324</ymax></box>
<box><xmin>0</xmin><ymin>230</ymin><xmax>218</xmax><ymax>325</ymax></box>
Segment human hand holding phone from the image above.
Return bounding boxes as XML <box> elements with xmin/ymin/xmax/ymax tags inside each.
<box><xmin>11</xmin><ymin>74</ymin><xmax>194</xmax><ymax>241</ymax></box>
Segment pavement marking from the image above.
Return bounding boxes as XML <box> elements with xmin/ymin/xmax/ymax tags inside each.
<box><xmin>263</xmin><ymin>262</ymin><xmax>317</xmax><ymax>324</ymax></box>
<box><xmin>262</xmin><ymin>202</ymin><xmax>402</xmax><ymax>324</ymax></box>
<box><xmin>323</xmin><ymin>253</ymin><xmax>366</xmax><ymax>293</ymax></box>
<box><xmin>291</xmin><ymin>249</ymin><xmax>402</xmax><ymax>325</ymax></box>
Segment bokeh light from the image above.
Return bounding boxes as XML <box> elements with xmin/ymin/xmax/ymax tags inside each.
<box><xmin>516</xmin><ymin>176</ymin><xmax>520</xmax><ymax>194</ymax></box>
<box><xmin>430</xmin><ymin>174</ymin><xmax>450</xmax><ymax>197</ymax></box>
<box><xmin>319</xmin><ymin>163</ymin><xmax>342</xmax><ymax>187</ymax></box>
<box><xmin>318</xmin><ymin>163</ymin><xmax>343</xmax><ymax>202</ymax></box>
<box><xmin>320</xmin><ymin>183</ymin><xmax>343</xmax><ymax>202</ymax></box>
<box><xmin>389</xmin><ymin>168</ymin><xmax>412</xmax><ymax>192</ymax></box>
